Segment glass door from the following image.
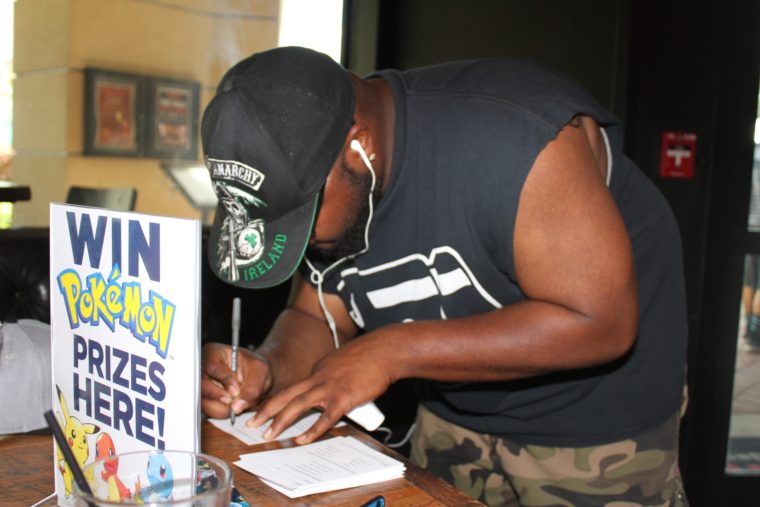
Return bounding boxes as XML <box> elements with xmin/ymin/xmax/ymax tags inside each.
<box><xmin>726</xmin><ymin>96</ymin><xmax>760</xmax><ymax>475</ymax></box>
<box><xmin>681</xmin><ymin>3</ymin><xmax>760</xmax><ymax>504</ymax></box>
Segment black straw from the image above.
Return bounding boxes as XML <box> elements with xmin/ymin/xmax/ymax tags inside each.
<box><xmin>44</xmin><ymin>410</ymin><xmax>97</xmax><ymax>506</ymax></box>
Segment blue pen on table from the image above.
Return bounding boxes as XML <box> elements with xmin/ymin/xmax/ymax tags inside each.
<box><xmin>44</xmin><ymin>410</ymin><xmax>97</xmax><ymax>507</ymax></box>
<box><xmin>229</xmin><ymin>297</ymin><xmax>241</xmax><ymax>425</ymax></box>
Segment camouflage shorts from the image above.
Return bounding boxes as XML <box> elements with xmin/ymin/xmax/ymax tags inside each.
<box><xmin>409</xmin><ymin>405</ymin><xmax>688</xmax><ymax>507</ymax></box>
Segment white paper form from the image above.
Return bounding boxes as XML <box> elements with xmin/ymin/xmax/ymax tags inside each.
<box><xmin>208</xmin><ymin>410</ymin><xmax>344</xmax><ymax>446</ymax></box>
<box><xmin>235</xmin><ymin>436</ymin><xmax>405</xmax><ymax>498</ymax></box>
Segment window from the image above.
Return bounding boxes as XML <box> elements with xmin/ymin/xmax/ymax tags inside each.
<box><xmin>278</xmin><ymin>0</ymin><xmax>344</xmax><ymax>63</ymax></box>
<box><xmin>0</xmin><ymin>0</ymin><xmax>14</xmax><ymax>227</ymax></box>
<box><xmin>0</xmin><ymin>0</ymin><xmax>12</xmax><ymax>155</ymax></box>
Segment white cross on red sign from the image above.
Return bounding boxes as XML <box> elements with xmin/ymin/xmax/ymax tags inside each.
<box><xmin>660</xmin><ymin>131</ymin><xmax>697</xmax><ymax>179</ymax></box>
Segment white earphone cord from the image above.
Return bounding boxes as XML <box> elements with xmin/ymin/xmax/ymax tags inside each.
<box><xmin>304</xmin><ymin>142</ymin><xmax>417</xmax><ymax>446</ymax></box>
<box><xmin>304</xmin><ymin>140</ymin><xmax>377</xmax><ymax>350</ymax></box>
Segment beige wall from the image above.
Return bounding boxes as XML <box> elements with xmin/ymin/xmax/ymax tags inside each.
<box><xmin>12</xmin><ymin>0</ymin><xmax>280</xmax><ymax>226</ymax></box>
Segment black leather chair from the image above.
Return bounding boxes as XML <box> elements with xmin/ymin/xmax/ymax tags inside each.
<box><xmin>65</xmin><ymin>186</ymin><xmax>137</xmax><ymax>211</ymax></box>
<box><xmin>0</xmin><ymin>228</ymin><xmax>51</xmax><ymax>324</ymax></box>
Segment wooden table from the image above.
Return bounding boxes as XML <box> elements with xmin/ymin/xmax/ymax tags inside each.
<box><xmin>1</xmin><ymin>421</ymin><xmax>484</xmax><ymax>506</ymax></box>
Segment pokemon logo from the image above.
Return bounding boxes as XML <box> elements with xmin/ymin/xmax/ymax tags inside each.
<box><xmin>57</xmin><ymin>264</ymin><xmax>176</xmax><ymax>359</ymax></box>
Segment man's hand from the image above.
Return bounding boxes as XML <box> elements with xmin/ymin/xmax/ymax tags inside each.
<box><xmin>200</xmin><ymin>342</ymin><xmax>273</xmax><ymax>419</ymax></box>
<box><xmin>248</xmin><ymin>335</ymin><xmax>393</xmax><ymax>445</ymax></box>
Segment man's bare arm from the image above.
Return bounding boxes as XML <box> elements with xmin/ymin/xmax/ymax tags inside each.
<box><xmin>372</xmin><ymin>117</ymin><xmax>637</xmax><ymax>382</ymax></box>
<box><xmin>256</xmin><ymin>271</ymin><xmax>358</xmax><ymax>394</ymax></box>
<box><xmin>200</xmin><ymin>270</ymin><xmax>356</xmax><ymax>418</ymax></box>
<box><xmin>250</xmin><ymin>117</ymin><xmax>638</xmax><ymax>442</ymax></box>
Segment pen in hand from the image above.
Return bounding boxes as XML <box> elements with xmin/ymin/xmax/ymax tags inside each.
<box><xmin>229</xmin><ymin>297</ymin><xmax>241</xmax><ymax>425</ymax></box>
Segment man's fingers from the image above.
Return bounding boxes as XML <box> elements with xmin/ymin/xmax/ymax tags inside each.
<box><xmin>200</xmin><ymin>374</ymin><xmax>229</xmax><ymax>402</ymax></box>
<box><xmin>248</xmin><ymin>384</ymin><xmax>346</xmax><ymax>445</ymax></box>
<box><xmin>201</xmin><ymin>344</ymin><xmax>243</xmax><ymax>400</ymax></box>
<box><xmin>201</xmin><ymin>345</ymin><xmax>273</xmax><ymax>423</ymax></box>
<box><xmin>247</xmin><ymin>381</ymin><xmax>317</xmax><ymax>440</ymax></box>
<box><xmin>203</xmin><ymin>355</ymin><xmax>237</xmax><ymax>390</ymax></box>
<box><xmin>261</xmin><ymin>394</ymin><xmax>320</xmax><ymax>442</ymax></box>
<box><xmin>294</xmin><ymin>411</ymin><xmax>340</xmax><ymax>445</ymax></box>
<box><xmin>201</xmin><ymin>396</ymin><xmax>234</xmax><ymax>420</ymax></box>
<box><xmin>248</xmin><ymin>383</ymin><xmax>303</xmax><ymax>428</ymax></box>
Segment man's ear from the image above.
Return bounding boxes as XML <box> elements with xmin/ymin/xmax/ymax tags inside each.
<box><xmin>343</xmin><ymin>124</ymin><xmax>374</xmax><ymax>169</ymax></box>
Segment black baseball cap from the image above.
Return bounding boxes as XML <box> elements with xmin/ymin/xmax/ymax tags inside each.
<box><xmin>201</xmin><ymin>47</ymin><xmax>355</xmax><ymax>288</ymax></box>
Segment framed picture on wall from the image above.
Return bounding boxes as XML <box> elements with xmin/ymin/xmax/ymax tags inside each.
<box><xmin>83</xmin><ymin>68</ymin><xmax>145</xmax><ymax>157</ymax></box>
<box><xmin>144</xmin><ymin>77</ymin><xmax>200</xmax><ymax>160</ymax></box>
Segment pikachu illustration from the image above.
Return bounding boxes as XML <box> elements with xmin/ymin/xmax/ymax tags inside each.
<box><xmin>55</xmin><ymin>385</ymin><xmax>100</xmax><ymax>498</ymax></box>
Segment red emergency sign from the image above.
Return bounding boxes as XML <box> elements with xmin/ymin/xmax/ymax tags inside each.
<box><xmin>660</xmin><ymin>131</ymin><xmax>697</xmax><ymax>179</ymax></box>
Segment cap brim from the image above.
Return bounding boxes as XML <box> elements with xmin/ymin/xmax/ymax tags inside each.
<box><xmin>207</xmin><ymin>193</ymin><xmax>319</xmax><ymax>289</ymax></box>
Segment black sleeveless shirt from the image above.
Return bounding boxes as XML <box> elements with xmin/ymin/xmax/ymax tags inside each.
<box><xmin>305</xmin><ymin>59</ymin><xmax>688</xmax><ymax>446</ymax></box>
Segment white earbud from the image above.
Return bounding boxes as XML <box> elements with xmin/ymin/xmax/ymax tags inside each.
<box><xmin>350</xmin><ymin>139</ymin><xmax>375</xmax><ymax>171</ymax></box>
